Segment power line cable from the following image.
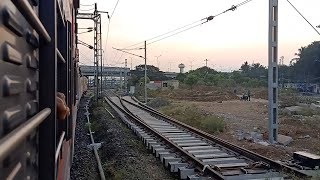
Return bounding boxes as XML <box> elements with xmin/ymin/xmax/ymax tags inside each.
<box><xmin>121</xmin><ymin>0</ymin><xmax>255</xmax><ymax>49</ymax></box>
<box><xmin>146</xmin><ymin>22</ymin><xmax>206</xmax><ymax>46</ymax></box>
<box><xmin>286</xmin><ymin>0</ymin><xmax>320</xmax><ymax>36</ymax></box>
<box><xmin>102</xmin><ymin>0</ymin><xmax>120</xmax><ymax>67</ymax></box>
<box><xmin>122</xmin><ymin>18</ymin><xmax>206</xmax><ymax>50</ymax></box>
<box><xmin>110</xmin><ymin>0</ymin><xmax>120</xmax><ymax>18</ymax></box>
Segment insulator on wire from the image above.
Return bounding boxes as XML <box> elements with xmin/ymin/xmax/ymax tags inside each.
<box><xmin>206</xmin><ymin>16</ymin><xmax>214</xmax><ymax>21</ymax></box>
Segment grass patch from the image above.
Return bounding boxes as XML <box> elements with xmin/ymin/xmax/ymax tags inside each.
<box><xmin>297</xmin><ymin>108</ymin><xmax>320</xmax><ymax>116</ymax></box>
<box><xmin>127</xmin><ymin>138</ymin><xmax>146</xmax><ymax>151</ymax></box>
<box><xmin>158</xmin><ymin>104</ymin><xmax>225</xmax><ymax>134</ymax></box>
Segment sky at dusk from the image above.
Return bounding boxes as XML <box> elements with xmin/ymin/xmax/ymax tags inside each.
<box><xmin>77</xmin><ymin>0</ymin><xmax>320</xmax><ymax>72</ymax></box>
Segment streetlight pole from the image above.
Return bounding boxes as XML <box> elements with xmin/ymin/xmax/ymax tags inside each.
<box><xmin>144</xmin><ymin>41</ymin><xmax>147</xmax><ymax>103</ymax></box>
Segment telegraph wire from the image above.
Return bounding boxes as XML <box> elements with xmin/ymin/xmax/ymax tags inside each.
<box><xmin>286</xmin><ymin>0</ymin><xmax>320</xmax><ymax>36</ymax></box>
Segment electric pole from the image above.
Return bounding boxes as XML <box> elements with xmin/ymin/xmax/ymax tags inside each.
<box><xmin>125</xmin><ymin>59</ymin><xmax>128</xmax><ymax>93</ymax></box>
<box><xmin>144</xmin><ymin>41</ymin><xmax>147</xmax><ymax>103</ymax></box>
<box><xmin>268</xmin><ymin>0</ymin><xmax>279</xmax><ymax>144</ymax></box>
<box><xmin>155</xmin><ymin>55</ymin><xmax>161</xmax><ymax>69</ymax></box>
<box><xmin>205</xmin><ymin>59</ymin><xmax>208</xmax><ymax>67</ymax></box>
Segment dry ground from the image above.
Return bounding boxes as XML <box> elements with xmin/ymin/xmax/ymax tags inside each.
<box><xmin>170</xmin><ymin>98</ymin><xmax>320</xmax><ymax>161</ymax></box>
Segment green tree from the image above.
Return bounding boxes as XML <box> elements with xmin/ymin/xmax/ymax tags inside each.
<box><xmin>128</xmin><ymin>74</ymin><xmax>139</xmax><ymax>86</ymax></box>
<box><xmin>240</xmin><ymin>61</ymin><xmax>250</xmax><ymax>74</ymax></box>
<box><xmin>184</xmin><ymin>74</ymin><xmax>199</xmax><ymax>89</ymax></box>
<box><xmin>138</xmin><ymin>76</ymin><xmax>150</xmax><ymax>86</ymax></box>
<box><xmin>135</xmin><ymin>64</ymin><xmax>159</xmax><ymax>72</ymax></box>
<box><xmin>292</xmin><ymin>41</ymin><xmax>320</xmax><ymax>82</ymax></box>
<box><xmin>176</xmin><ymin>73</ymin><xmax>186</xmax><ymax>82</ymax></box>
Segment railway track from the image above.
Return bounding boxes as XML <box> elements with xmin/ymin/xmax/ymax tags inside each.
<box><xmin>105</xmin><ymin>92</ymin><xmax>310</xmax><ymax>180</ymax></box>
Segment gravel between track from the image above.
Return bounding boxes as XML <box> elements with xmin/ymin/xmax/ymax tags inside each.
<box><xmin>70</xmin><ymin>97</ymin><xmax>99</xmax><ymax>180</ymax></box>
<box><xmin>70</xmin><ymin>96</ymin><xmax>176</xmax><ymax>180</ymax></box>
<box><xmin>90</xmin><ymin>100</ymin><xmax>176</xmax><ymax>180</ymax></box>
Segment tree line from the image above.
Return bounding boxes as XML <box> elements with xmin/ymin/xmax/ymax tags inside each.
<box><xmin>128</xmin><ymin>41</ymin><xmax>320</xmax><ymax>89</ymax></box>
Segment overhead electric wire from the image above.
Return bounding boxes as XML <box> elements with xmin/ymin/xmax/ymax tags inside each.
<box><xmin>121</xmin><ymin>0</ymin><xmax>255</xmax><ymax>50</ymax></box>
<box><xmin>286</xmin><ymin>0</ymin><xmax>320</xmax><ymax>36</ymax></box>
<box><xmin>121</xmin><ymin>18</ymin><xmax>206</xmax><ymax>50</ymax></box>
<box><xmin>146</xmin><ymin>22</ymin><xmax>206</xmax><ymax>46</ymax></box>
<box><xmin>102</xmin><ymin>0</ymin><xmax>120</xmax><ymax>67</ymax></box>
<box><xmin>103</xmin><ymin>21</ymin><xmax>111</xmax><ymax>66</ymax></box>
<box><xmin>110</xmin><ymin>0</ymin><xmax>120</xmax><ymax>18</ymax></box>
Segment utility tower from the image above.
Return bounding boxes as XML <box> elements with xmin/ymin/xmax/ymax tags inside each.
<box><xmin>77</xmin><ymin>3</ymin><xmax>107</xmax><ymax>101</ymax></box>
<box><xmin>125</xmin><ymin>59</ymin><xmax>128</xmax><ymax>93</ymax></box>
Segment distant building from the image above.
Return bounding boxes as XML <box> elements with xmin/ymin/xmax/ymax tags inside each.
<box><xmin>146</xmin><ymin>80</ymin><xmax>179</xmax><ymax>90</ymax></box>
<box><xmin>162</xmin><ymin>80</ymin><xmax>179</xmax><ymax>89</ymax></box>
<box><xmin>163</xmin><ymin>72</ymin><xmax>177</xmax><ymax>79</ymax></box>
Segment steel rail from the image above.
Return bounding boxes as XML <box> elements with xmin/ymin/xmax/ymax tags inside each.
<box><xmin>106</xmin><ymin>95</ymin><xmax>225</xmax><ymax>179</ymax></box>
<box><xmin>124</xmin><ymin>97</ymin><xmax>310</xmax><ymax>178</ymax></box>
<box><xmin>85</xmin><ymin>97</ymin><xmax>106</xmax><ymax>180</ymax></box>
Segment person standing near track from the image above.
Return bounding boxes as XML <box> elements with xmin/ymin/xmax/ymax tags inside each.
<box><xmin>247</xmin><ymin>89</ymin><xmax>251</xmax><ymax>101</ymax></box>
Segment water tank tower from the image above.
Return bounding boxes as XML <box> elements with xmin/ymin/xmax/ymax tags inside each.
<box><xmin>178</xmin><ymin>63</ymin><xmax>185</xmax><ymax>73</ymax></box>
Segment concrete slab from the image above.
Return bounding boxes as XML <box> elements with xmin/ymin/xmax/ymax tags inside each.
<box><xmin>215</xmin><ymin>162</ymin><xmax>248</xmax><ymax>168</ymax></box>
<box><xmin>157</xmin><ymin>129</ymin><xmax>185</xmax><ymax>133</ymax></box>
<box><xmin>177</xmin><ymin>142</ymin><xmax>208</xmax><ymax>147</ymax></box>
<box><xmin>155</xmin><ymin>148</ymin><xmax>170</xmax><ymax>157</ymax></box>
<box><xmin>144</xmin><ymin>138</ymin><xmax>156</xmax><ymax>145</ymax></box>
<box><xmin>164</xmin><ymin>134</ymin><xmax>192</xmax><ymax>138</ymax></box>
<box><xmin>168</xmin><ymin>137</ymin><xmax>199</xmax><ymax>141</ymax></box>
<box><xmin>284</xmin><ymin>106</ymin><xmax>304</xmax><ymax>115</ymax></box>
<box><xmin>143</xmin><ymin>137</ymin><xmax>155</xmax><ymax>144</ymax></box>
<box><xmin>194</xmin><ymin>153</ymin><xmax>233</xmax><ymax>159</ymax></box>
<box><xmin>277</xmin><ymin>134</ymin><xmax>293</xmax><ymax>146</ymax></box>
<box><xmin>188</xmin><ymin>149</ymin><xmax>221</xmax><ymax>155</ymax></box>
<box><xmin>178</xmin><ymin>167</ymin><xmax>195</xmax><ymax>180</ymax></box>
<box><xmin>151</xmin><ymin>144</ymin><xmax>165</xmax><ymax>153</ymax></box>
<box><xmin>158</xmin><ymin>152</ymin><xmax>175</xmax><ymax>162</ymax></box>
<box><xmin>224</xmin><ymin>172</ymin><xmax>283</xmax><ymax>180</ymax></box>
<box><xmin>153</xmin><ymin>126</ymin><xmax>178</xmax><ymax>129</ymax></box>
<box><xmin>169</xmin><ymin>162</ymin><xmax>188</xmax><ymax>173</ymax></box>
<box><xmin>172</xmin><ymin>139</ymin><xmax>203</xmax><ymax>144</ymax></box>
<box><xmin>163</xmin><ymin>133</ymin><xmax>190</xmax><ymax>136</ymax></box>
<box><xmin>182</xmin><ymin>146</ymin><xmax>214</xmax><ymax>150</ymax></box>
<box><xmin>202</xmin><ymin>158</ymin><xmax>246</xmax><ymax>165</ymax></box>
<box><xmin>163</xmin><ymin>157</ymin><xmax>181</xmax><ymax>168</ymax></box>
<box><xmin>147</xmin><ymin>141</ymin><xmax>160</xmax><ymax>150</ymax></box>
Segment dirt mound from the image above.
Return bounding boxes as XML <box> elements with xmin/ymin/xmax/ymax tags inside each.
<box><xmin>159</xmin><ymin>86</ymin><xmax>238</xmax><ymax>102</ymax></box>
